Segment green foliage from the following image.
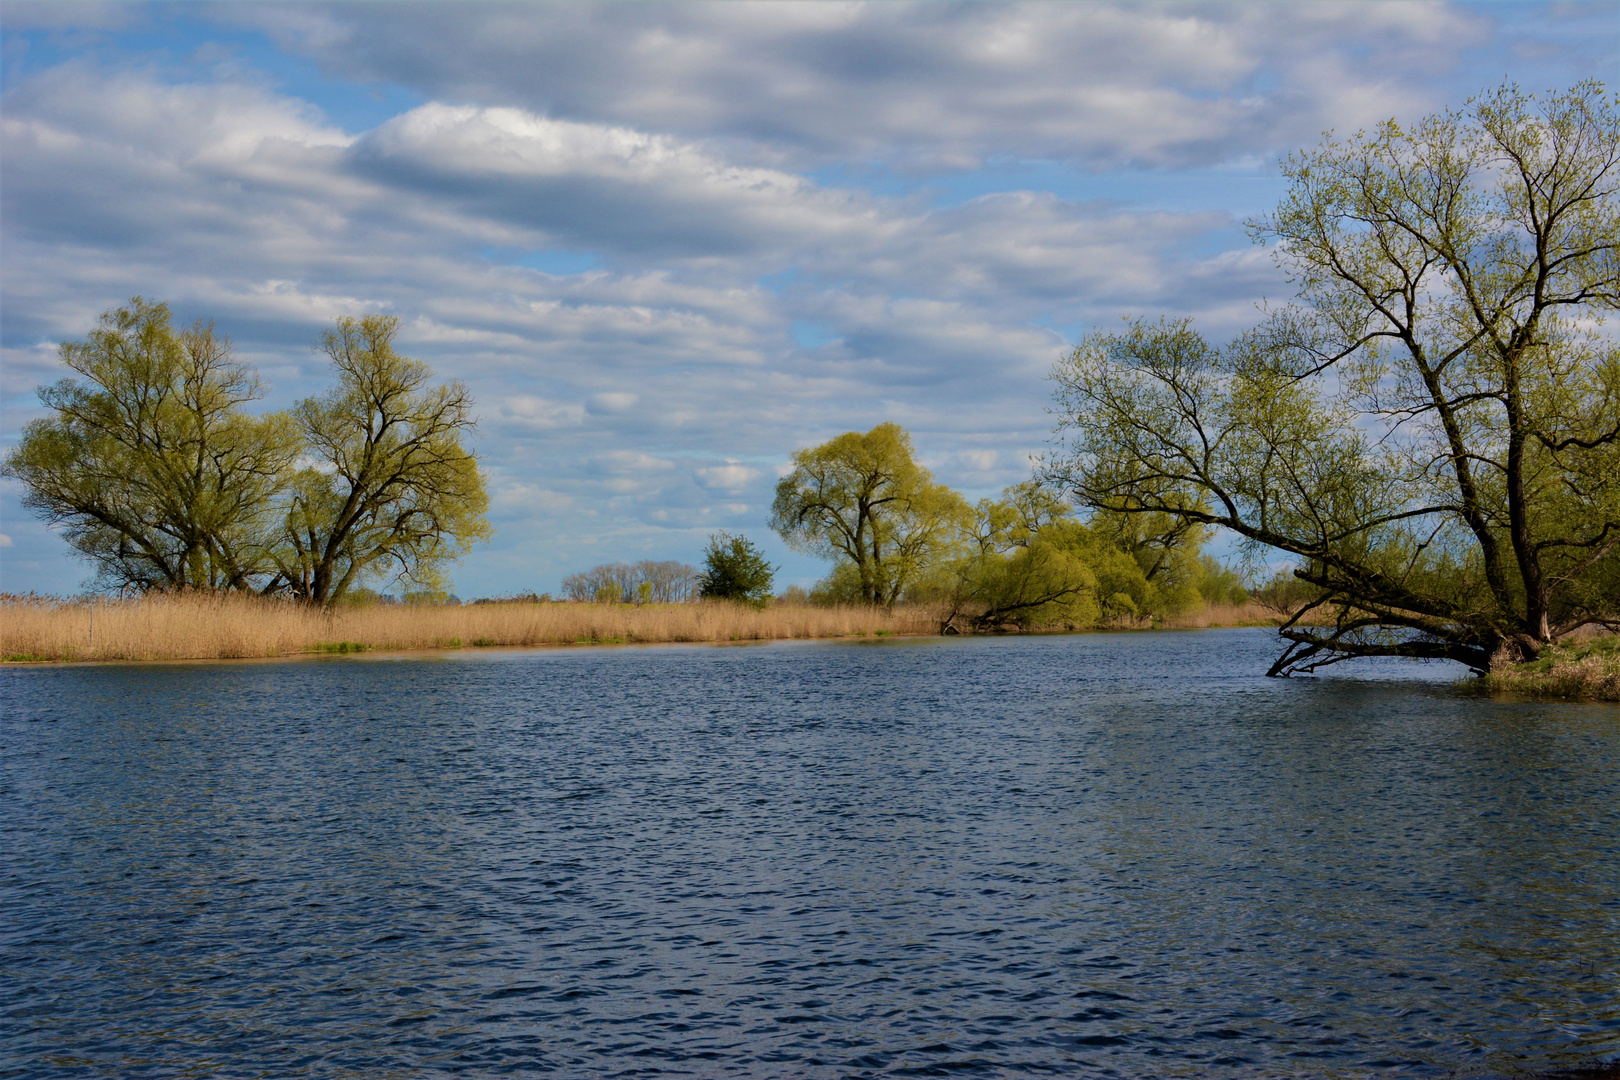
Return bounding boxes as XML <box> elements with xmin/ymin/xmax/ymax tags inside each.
<box><xmin>1048</xmin><ymin>82</ymin><xmax>1620</xmax><ymax>675</ymax></box>
<box><xmin>699</xmin><ymin>532</ymin><xmax>776</xmax><ymax>607</ymax></box>
<box><xmin>1192</xmin><ymin>555</ymin><xmax>1248</xmax><ymax>607</ymax></box>
<box><xmin>312</xmin><ymin>641</ymin><xmax>367</xmax><ymax>653</ymax></box>
<box><xmin>930</xmin><ymin>481</ymin><xmax>1155</xmax><ymax>632</ymax></box>
<box><xmin>279</xmin><ymin>315</ymin><xmax>491</xmax><ymax>605</ymax></box>
<box><xmin>772</xmin><ymin>423</ymin><xmax>971</xmax><ymax>606</ymax></box>
<box><xmin>1487</xmin><ymin>634</ymin><xmax>1620</xmax><ymax>700</ymax></box>
<box><xmin>2</xmin><ymin>299</ymin><xmax>298</xmax><ymax>592</ymax></box>
<box><xmin>3</xmin><ymin>302</ymin><xmax>491</xmax><ymax>607</ymax></box>
<box><xmin>807</xmin><ymin>560</ymin><xmax>866</xmax><ymax>605</ymax></box>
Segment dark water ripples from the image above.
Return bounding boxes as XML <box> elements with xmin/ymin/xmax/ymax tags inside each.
<box><xmin>2</xmin><ymin>630</ymin><xmax>1618</xmax><ymax>1077</ymax></box>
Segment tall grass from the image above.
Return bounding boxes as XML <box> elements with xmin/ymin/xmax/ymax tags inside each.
<box><xmin>0</xmin><ymin>593</ymin><xmax>947</xmax><ymax>663</ymax></box>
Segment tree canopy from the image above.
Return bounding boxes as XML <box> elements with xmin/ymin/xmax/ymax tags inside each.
<box><xmin>4</xmin><ymin>299</ymin><xmax>297</xmax><ymax>593</ymax></box>
<box><xmin>1047</xmin><ymin>82</ymin><xmax>1620</xmax><ymax>675</ymax></box>
<box><xmin>4</xmin><ymin>301</ymin><xmax>491</xmax><ymax>605</ymax></box>
<box><xmin>770</xmin><ymin>424</ymin><xmax>1238</xmax><ymax>627</ymax></box>
<box><xmin>279</xmin><ymin>315</ymin><xmax>490</xmax><ymax>605</ymax></box>
<box><xmin>771</xmin><ymin>423</ymin><xmax>970</xmax><ymax>606</ymax></box>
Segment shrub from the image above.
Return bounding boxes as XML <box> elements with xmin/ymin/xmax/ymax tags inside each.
<box><xmin>699</xmin><ymin>532</ymin><xmax>776</xmax><ymax>608</ymax></box>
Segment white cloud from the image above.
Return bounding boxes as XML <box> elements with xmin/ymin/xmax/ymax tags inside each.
<box><xmin>694</xmin><ymin>462</ymin><xmax>761</xmax><ymax>492</ymax></box>
<box><xmin>586</xmin><ymin>392</ymin><xmax>640</xmax><ymax>415</ymax></box>
<box><xmin>498</xmin><ymin>394</ymin><xmax>585</xmax><ymax>429</ymax></box>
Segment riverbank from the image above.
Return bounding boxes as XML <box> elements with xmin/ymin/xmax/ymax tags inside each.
<box><xmin>0</xmin><ymin>593</ymin><xmax>1282</xmax><ymax>664</ymax></box>
<box><xmin>1487</xmin><ymin>635</ymin><xmax>1620</xmax><ymax>702</ymax></box>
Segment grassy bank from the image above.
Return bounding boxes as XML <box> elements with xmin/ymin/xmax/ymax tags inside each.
<box><xmin>0</xmin><ymin>593</ymin><xmax>1287</xmax><ymax>664</ymax></box>
<box><xmin>1487</xmin><ymin>635</ymin><xmax>1620</xmax><ymax>702</ymax></box>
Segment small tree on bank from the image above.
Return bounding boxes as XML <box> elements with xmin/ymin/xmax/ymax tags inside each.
<box><xmin>698</xmin><ymin>532</ymin><xmax>776</xmax><ymax>607</ymax></box>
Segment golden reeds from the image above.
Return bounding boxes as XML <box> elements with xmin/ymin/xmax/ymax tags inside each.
<box><xmin>1157</xmin><ymin>600</ymin><xmax>1281</xmax><ymax>630</ymax></box>
<box><xmin>0</xmin><ymin>593</ymin><xmax>947</xmax><ymax>663</ymax></box>
<box><xmin>0</xmin><ymin>592</ymin><xmax>1298</xmax><ymax>665</ymax></box>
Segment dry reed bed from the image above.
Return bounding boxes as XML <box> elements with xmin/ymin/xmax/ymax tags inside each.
<box><xmin>1157</xmin><ymin>600</ymin><xmax>1281</xmax><ymax>629</ymax></box>
<box><xmin>0</xmin><ymin>594</ymin><xmax>946</xmax><ymax>663</ymax></box>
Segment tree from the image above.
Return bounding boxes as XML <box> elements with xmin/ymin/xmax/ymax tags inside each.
<box><xmin>1048</xmin><ymin>83</ymin><xmax>1620</xmax><ymax>676</ymax></box>
<box><xmin>278</xmin><ymin>315</ymin><xmax>491</xmax><ymax>605</ymax></box>
<box><xmin>1090</xmin><ymin>502</ymin><xmax>1208</xmax><ymax>616</ymax></box>
<box><xmin>933</xmin><ymin>481</ymin><xmax>1150</xmax><ymax>632</ymax></box>
<box><xmin>698</xmin><ymin>532</ymin><xmax>776</xmax><ymax>606</ymax></box>
<box><xmin>2</xmin><ymin>299</ymin><xmax>297</xmax><ymax>592</ymax></box>
<box><xmin>771</xmin><ymin>423</ymin><xmax>970</xmax><ymax>606</ymax></box>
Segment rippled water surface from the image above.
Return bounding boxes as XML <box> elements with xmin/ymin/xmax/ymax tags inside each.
<box><xmin>3</xmin><ymin>630</ymin><xmax>1618</xmax><ymax>1078</ymax></box>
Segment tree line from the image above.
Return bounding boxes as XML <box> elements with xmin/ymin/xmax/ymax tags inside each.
<box><xmin>769</xmin><ymin>422</ymin><xmax>1243</xmax><ymax>632</ymax></box>
<box><xmin>561</xmin><ymin>534</ymin><xmax>779</xmax><ymax>608</ymax></box>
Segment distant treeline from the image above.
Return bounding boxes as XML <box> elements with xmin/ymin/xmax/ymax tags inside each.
<box><xmin>560</xmin><ymin>561</ymin><xmax>702</xmax><ymax>604</ymax></box>
<box><xmin>528</xmin><ymin>422</ymin><xmax>1265</xmax><ymax>634</ymax></box>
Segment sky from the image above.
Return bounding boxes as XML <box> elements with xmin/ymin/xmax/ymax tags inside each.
<box><xmin>2</xmin><ymin>1</ymin><xmax>1616</xmax><ymax>597</ymax></box>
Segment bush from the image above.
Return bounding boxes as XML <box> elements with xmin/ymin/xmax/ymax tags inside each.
<box><xmin>699</xmin><ymin>532</ymin><xmax>776</xmax><ymax>607</ymax></box>
<box><xmin>1193</xmin><ymin>555</ymin><xmax>1248</xmax><ymax>606</ymax></box>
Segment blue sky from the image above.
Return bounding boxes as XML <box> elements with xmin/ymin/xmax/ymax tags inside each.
<box><xmin>2</xmin><ymin>1</ymin><xmax>1616</xmax><ymax>596</ymax></box>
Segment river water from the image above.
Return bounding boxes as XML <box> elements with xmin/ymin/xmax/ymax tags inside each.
<box><xmin>2</xmin><ymin>629</ymin><xmax>1617</xmax><ymax>1078</ymax></box>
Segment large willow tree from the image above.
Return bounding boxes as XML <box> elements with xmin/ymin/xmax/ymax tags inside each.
<box><xmin>2</xmin><ymin>299</ymin><xmax>297</xmax><ymax>592</ymax></box>
<box><xmin>771</xmin><ymin>423</ymin><xmax>969</xmax><ymax>606</ymax></box>
<box><xmin>1049</xmin><ymin>83</ymin><xmax>1620</xmax><ymax>675</ymax></box>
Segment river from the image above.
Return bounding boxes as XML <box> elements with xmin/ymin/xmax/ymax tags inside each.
<box><xmin>2</xmin><ymin>629</ymin><xmax>1616</xmax><ymax>1077</ymax></box>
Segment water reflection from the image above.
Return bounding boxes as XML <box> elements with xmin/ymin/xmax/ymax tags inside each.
<box><xmin>2</xmin><ymin>631</ymin><xmax>1616</xmax><ymax>1077</ymax></box>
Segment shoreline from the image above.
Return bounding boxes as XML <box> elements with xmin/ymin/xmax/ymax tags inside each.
<box><xmin>0</xmin><ymin>592</ymin><xmax>1285</xmax><ymax>667</ymax></box>
<box><xmin>1</xmin><ymin>618</ymin><xmax>1285</xmax><ymax>669</ymax></box>
<box><xmin>8</xmin><ymin>593</ymin><xmax>1614</xmax><ymax>702</ymax></box>
<box><xmin>1486</xmin><ymin>637</ymin><xmax>1620</xmax><ymax>702</ymax></box>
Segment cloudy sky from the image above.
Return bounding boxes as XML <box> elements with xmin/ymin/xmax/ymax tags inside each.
<box><xmin>2</xmin><ymin>2</ymin><xmax>1615</xmax><ymax>596</ymax></box>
